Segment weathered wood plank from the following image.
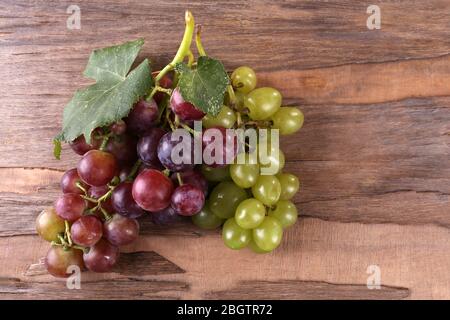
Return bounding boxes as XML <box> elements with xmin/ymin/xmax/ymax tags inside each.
<box><xmin>205</xmin><ymin>280</ymin><xmax>410</xmax><ymax>300</ymax></box>
<box><xmin>0</xmin><ymin>277</ymin><xmax>189</xmax><ymax>299</ymax></box>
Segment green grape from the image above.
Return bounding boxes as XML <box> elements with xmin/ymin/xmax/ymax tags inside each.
<box><xmin>258</xmin><ymin>142</ymin><xmax>285</xmax><ymax>175</ymax></box>
<box><xmin>235</xmin><ymin>198</ymin><xmax>266</xmax><ymax>229</ymax></box>
<box><xmin>230</xmin><ymin>154</ymin><xmax>260</xmax><ymax>188</ymax></box>
<box><xmin>269</xmin><ymin>200</ymin><xmax>298</xmax><ymax>228</ymax></box>
<box><xmin>231</xmin><ymin>66</ymin><xmax>257</xmax><ymax>94</ymax></box>
<box><xmin>201</xmin><ymin>164</ymin><xmax>231</xmax><ymax>182</ymax></box>
<box><xmin>244</xmin><ymin>87</ymin><xmax>281</xmax><ymax>120</ymax></box>
<box><xmin>271</xmin><ymin>107</ymin><xmax>304</xmax><ymax>135</ymax></box>
<box><xmin>276</xmin><ymin>173</ymin><xmax>300</xmax><ymax>200</ymax></box>
<box><xmin>209</xmin><ymin>181</ymin><xmax>248</xmax><ymax>219</ymax></box>
<box><xmin>222</xmin><ymin>218</ymin><xmax>251</xmax><ymax>250</ymax></box>
<box><xmin>192</xmin><ymin>204</ymin><xmax>225</xmax><ymax>230</ymax></box>
<box><xmin>202</xmin><ymin>106</ymin><xmax>236</xmax><ymax>129</ymax></box>
<box><xmin>251</xmin><ymin>175</ymin><xmax>281</xmax><ymax>206</ymax></box>
<box><xmin>248</xmin><ymin>237</ymin><xmax>271</xmax><ymax>254</ymax></box>
<box><xmin>36</xmin><ymin>207</ymin><xmax>66</xmax><ymax>242</ymax></box>
<box><xmin>253</xmin><ymin>216</ymin><xmax>283</xmax><ymax>251</ymax></box>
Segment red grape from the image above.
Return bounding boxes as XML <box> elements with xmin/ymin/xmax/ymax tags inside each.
<box><xmin>61</xmin><ymin>168</ymin><xmax>88</xmax><ymax>195</ymax></box>
<box><xmin>132</xmin><ymin>169</ymin><xmax>174</xmax><ymax>212</ymax></box>
<box><xmin>69</xmin><ymin>131</ymin><xmax>102</xmax><ymax>155</ymax></box>
<box><xmin>157</xmin><ymin>131</ymin><xmax>195</xmax><ymax>172</ymax></box>
<box><xmin>125</xmin><ymin>99</ymin><xmax>158</xmax><ymax>136</ymax></box>
<box><xmin>103</xmin><ymin>214</ymin><xmax>139</xmax><ymax>246</ymax></box>
<box><xmin>54</xmin><ymin>193</ymin><xmax>86</xmax><ymax>222</ymax></box>
<box><xmin>171</xmin><ymin>171</ymin><xmax>208</xmax><ymax>196</ymax></box>
<box><xmin>77</xmin><ymin>150</ymin><xmax>118</xmax><ymax>187</ymax></box>
<box><xmin>171</xmin><ymin>184</ymin><xmax>205</xmax><ymax>216</ymax></box>
<box><xmin>111</xmin><ymin>181</ymin><xmax>146</xmax><ymax>218</ymax></box>
<box><xmin>83</xmin><ymin>239</ymin><xmax>119</xmax><ymax>273</ymax></box>
<box><xmin>170</xmin><ymin>88</ymin><xmax>205</xmax><ymax>121</ymax></box>
<box><xmin>105</xmin><ymin>134</ymin><xmax>137</xmax><ymax>167</ymax></box>
<box><xmin>45</xmin><ymin>246</ymin><xmax>84</xmax><ymax>278</ymax></box>
<box><xmin>70</xmin><ymin>215</ymin><xmax>103</xmax><ymax>247</ymax></box>
<box><xmin>137</xmin><ymin>127</ymin><xmax>166</xmax><ymax>168</ymax></box>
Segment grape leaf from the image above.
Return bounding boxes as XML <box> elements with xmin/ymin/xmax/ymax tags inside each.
<box><xmin>54</xmin><ymin>39</ymin><xmax>153</xmax><ymax>158</ymax></box>
<box><xmin>175</xmin><ymin>56</ymin><xmax>229</xmax><ymax>116</ymax></box>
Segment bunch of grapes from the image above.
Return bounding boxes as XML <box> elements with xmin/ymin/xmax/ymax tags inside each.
<box><xmin>37</xmin><ymin>13</ymin><xmax>303</xmax><ymax>278</ymax></box>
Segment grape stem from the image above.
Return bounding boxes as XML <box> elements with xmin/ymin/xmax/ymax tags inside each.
<box><xmin>176</xmin><ymin>172</ymin><xmax>183</xmax><ymax>185</ymax></box>
<box><xmin>147</xmin><ymin>10</ymin><xmax>195</xmax><ymax>100</ymax></box>
<box><xmin>99</xmin><ymin>135</ymin><xmax>110</xmax><ymax>151</ymax></box>
<box><xmin>126</xmin><ymin>159</ymin><xmax>142</xmax><ymax>181</ymax></box>
<box><xmin>64</xmin><ymin>220</ymin><xmax>73</xmax><ymax>247</ymax></box>
<box><xmin>75</xmin><ymin>181</ymin><xmax>88</xmax><ymax>195</ymax></box>
<box><xmin>195</xmin><ymin>25</ymin><xmax>206</xmax><ymax>56</ymax></box>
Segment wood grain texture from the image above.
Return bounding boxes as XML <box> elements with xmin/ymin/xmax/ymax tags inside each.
<box><xmin>0</xmin><ymin>0</ymin><xmax>449</xmax><ymax>299</ymax></box>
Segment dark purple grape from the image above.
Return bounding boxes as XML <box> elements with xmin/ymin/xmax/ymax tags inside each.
<box><xmin>45</xmin><ymin>246</ymin><xmax>85</xmax><ymax>278</ymax></box>
<box><xmin>110</xmin><ymin>120</ymin><xmax>127</xmax><ymax>135</ymax></box>
<box><xmin>132</xmin><ymin>169</ymin><xmax>174</xmax><ymax>212</ymax></box>
<box><xmin>171</xmin><ymin>184</ymin><xmax>205</xmax><ymax>216</ymax></box>
<box><xmin>151</xmin><ymin>206</ymin><xmax>181</xmax><ymax>225</ymax></box>
<box><xmin>54</xmin><ymin>193</ymin><xmax>86</xmax><ymax>222</ymax></box>
<box><xmin>105</xmin><ymin>134</ymin><xmax>137</xmax><ymax>167</ymax></box>
<box><xmin>170</xmin><ymin>88</ymin><xmax>205</xmax><ymax>121</ymax></box>
<box><xmin>83</xmin><ymin>239</ymin><xmax>119</xmax><ymax>273</ymax></box>
<box><xmin>103</xmin><ymin>214</ymin><xmax>139</xmax><ymax>246</ymax></box>
<box><xmin>137</xmin><ymin>127</ymin><xmax>166</xmax><ymax>168</ymax></box>
<box><xmin>111</xmin><ymin>181</ymin><xmax>146</xmax><ymax>218</ymax></box>
<box><xmin>61</xmin><ymin>168</ymin><xmax>88</xmax><ymax>195</ymax></box>
<box><xmin>202</xmin><ymin>126</ymin><xmax>238</xmax><ymax>167</ymax></box>
<box><xmin>118</xmin><ymin>166</ymin><xmax>132</xmax><ymax>182</ymax></box>
<box><xmin>171</xmin><ymin>170</ymin><xmax>208</xmax><ymax>196</ymax></box>
<box><xmin>77</xmin><ymin>150</ymin><xmax>118</xmax><ymax>187</ymax></box>
<box><xmin>125</xmin><ymin>99</ymin><xmax>158</xmax><ymax>136</ymax></box>
<box><xmin>70</xmin><ymin>215</ymin><xmax>103</xmax><ymax>247</ymax></box>
<box><xmin>157</xmin><ymin>132</ymin><xmax>195</xmax><ymax>172</ymax></box>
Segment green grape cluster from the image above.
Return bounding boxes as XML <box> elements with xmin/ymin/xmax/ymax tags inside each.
<box><xmin>192</xmin><ymin>66</ymin><xmax>303</xmax><ymax>254</ymax></box>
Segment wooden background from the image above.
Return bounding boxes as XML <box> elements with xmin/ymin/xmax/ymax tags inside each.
<box><xmin>0</xmin><ymin>0</ymin><xmax>449</xmax><ymax>299</ymax></box>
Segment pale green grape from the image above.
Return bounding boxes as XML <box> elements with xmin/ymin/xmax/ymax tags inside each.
<box><xmin>192</xmin><ymin>204</ymin><xmax>225</xmax><ymax>230</ymax></box>
<box><xmin>248</xmin><ymin>237</ymin><xmax>271</xmax><ymax>254</ymax></box>
<box><xmin>251</xmin><ymin>175</ymin><xmax>281</xmax><ymax>206</ymax></box>
<box><xmin>235</xmin><ymin>198</ymin><xmax>266</xmax><ymax>229</ymax></box>
<box><xmin>230</xmin><ymin>154</ymin><xmax>260</xmax><ymax>188</ymax></box>
<box><xmin>268</xmin><ymin>200</ymin><xmax>298</xmax><ymax>228</ymax></box>
<box><xmin>271</xmin><ymin>107</ymin><xmax>304</xmax><ymax>135</ymax></box>
<box><xmin>201</xmin><ymin>164</ymin><xmax>231</xmax><ymax>182</ymax></box>
<box><xmin>276</xmin><ymin>173</ymin><xmax>300</xmax><ymax>200</ymax></box>
<box><xmin>259</xmin><ymin>144</ymin><xmax>285</xmax><ymax>175</ymax></box>
<box><xmin>244</xmin><ymin>87</ymin><xmax>281</xmax><ymax>120</ymax></box>
<box><xmin>202</xmin><ymin>106</ymin><xmax>236</xmax><ymax>129</ymax></box>
<box><xmin>231</xmin><ymin>66</ymin><xmax>257</xmax><ymax>94</ymax></box>
<box><xmin>252</xmin><ymin>216</ymin><xmax>283</xmax><ymax>251</ymax></box>
<box><xmin>36</xmin><ymin>207</ymin><xmax>66</xmax><ymax>242</ymax></box>
<box><xmin>222</xmin><ymin>218</ymin><xmax>251</xmax><ymax>250</ymax></box>
<box><xmin>209</xmin><ymin>181</ymin><xmax>248</xmax><ymax>219</ymax></box>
